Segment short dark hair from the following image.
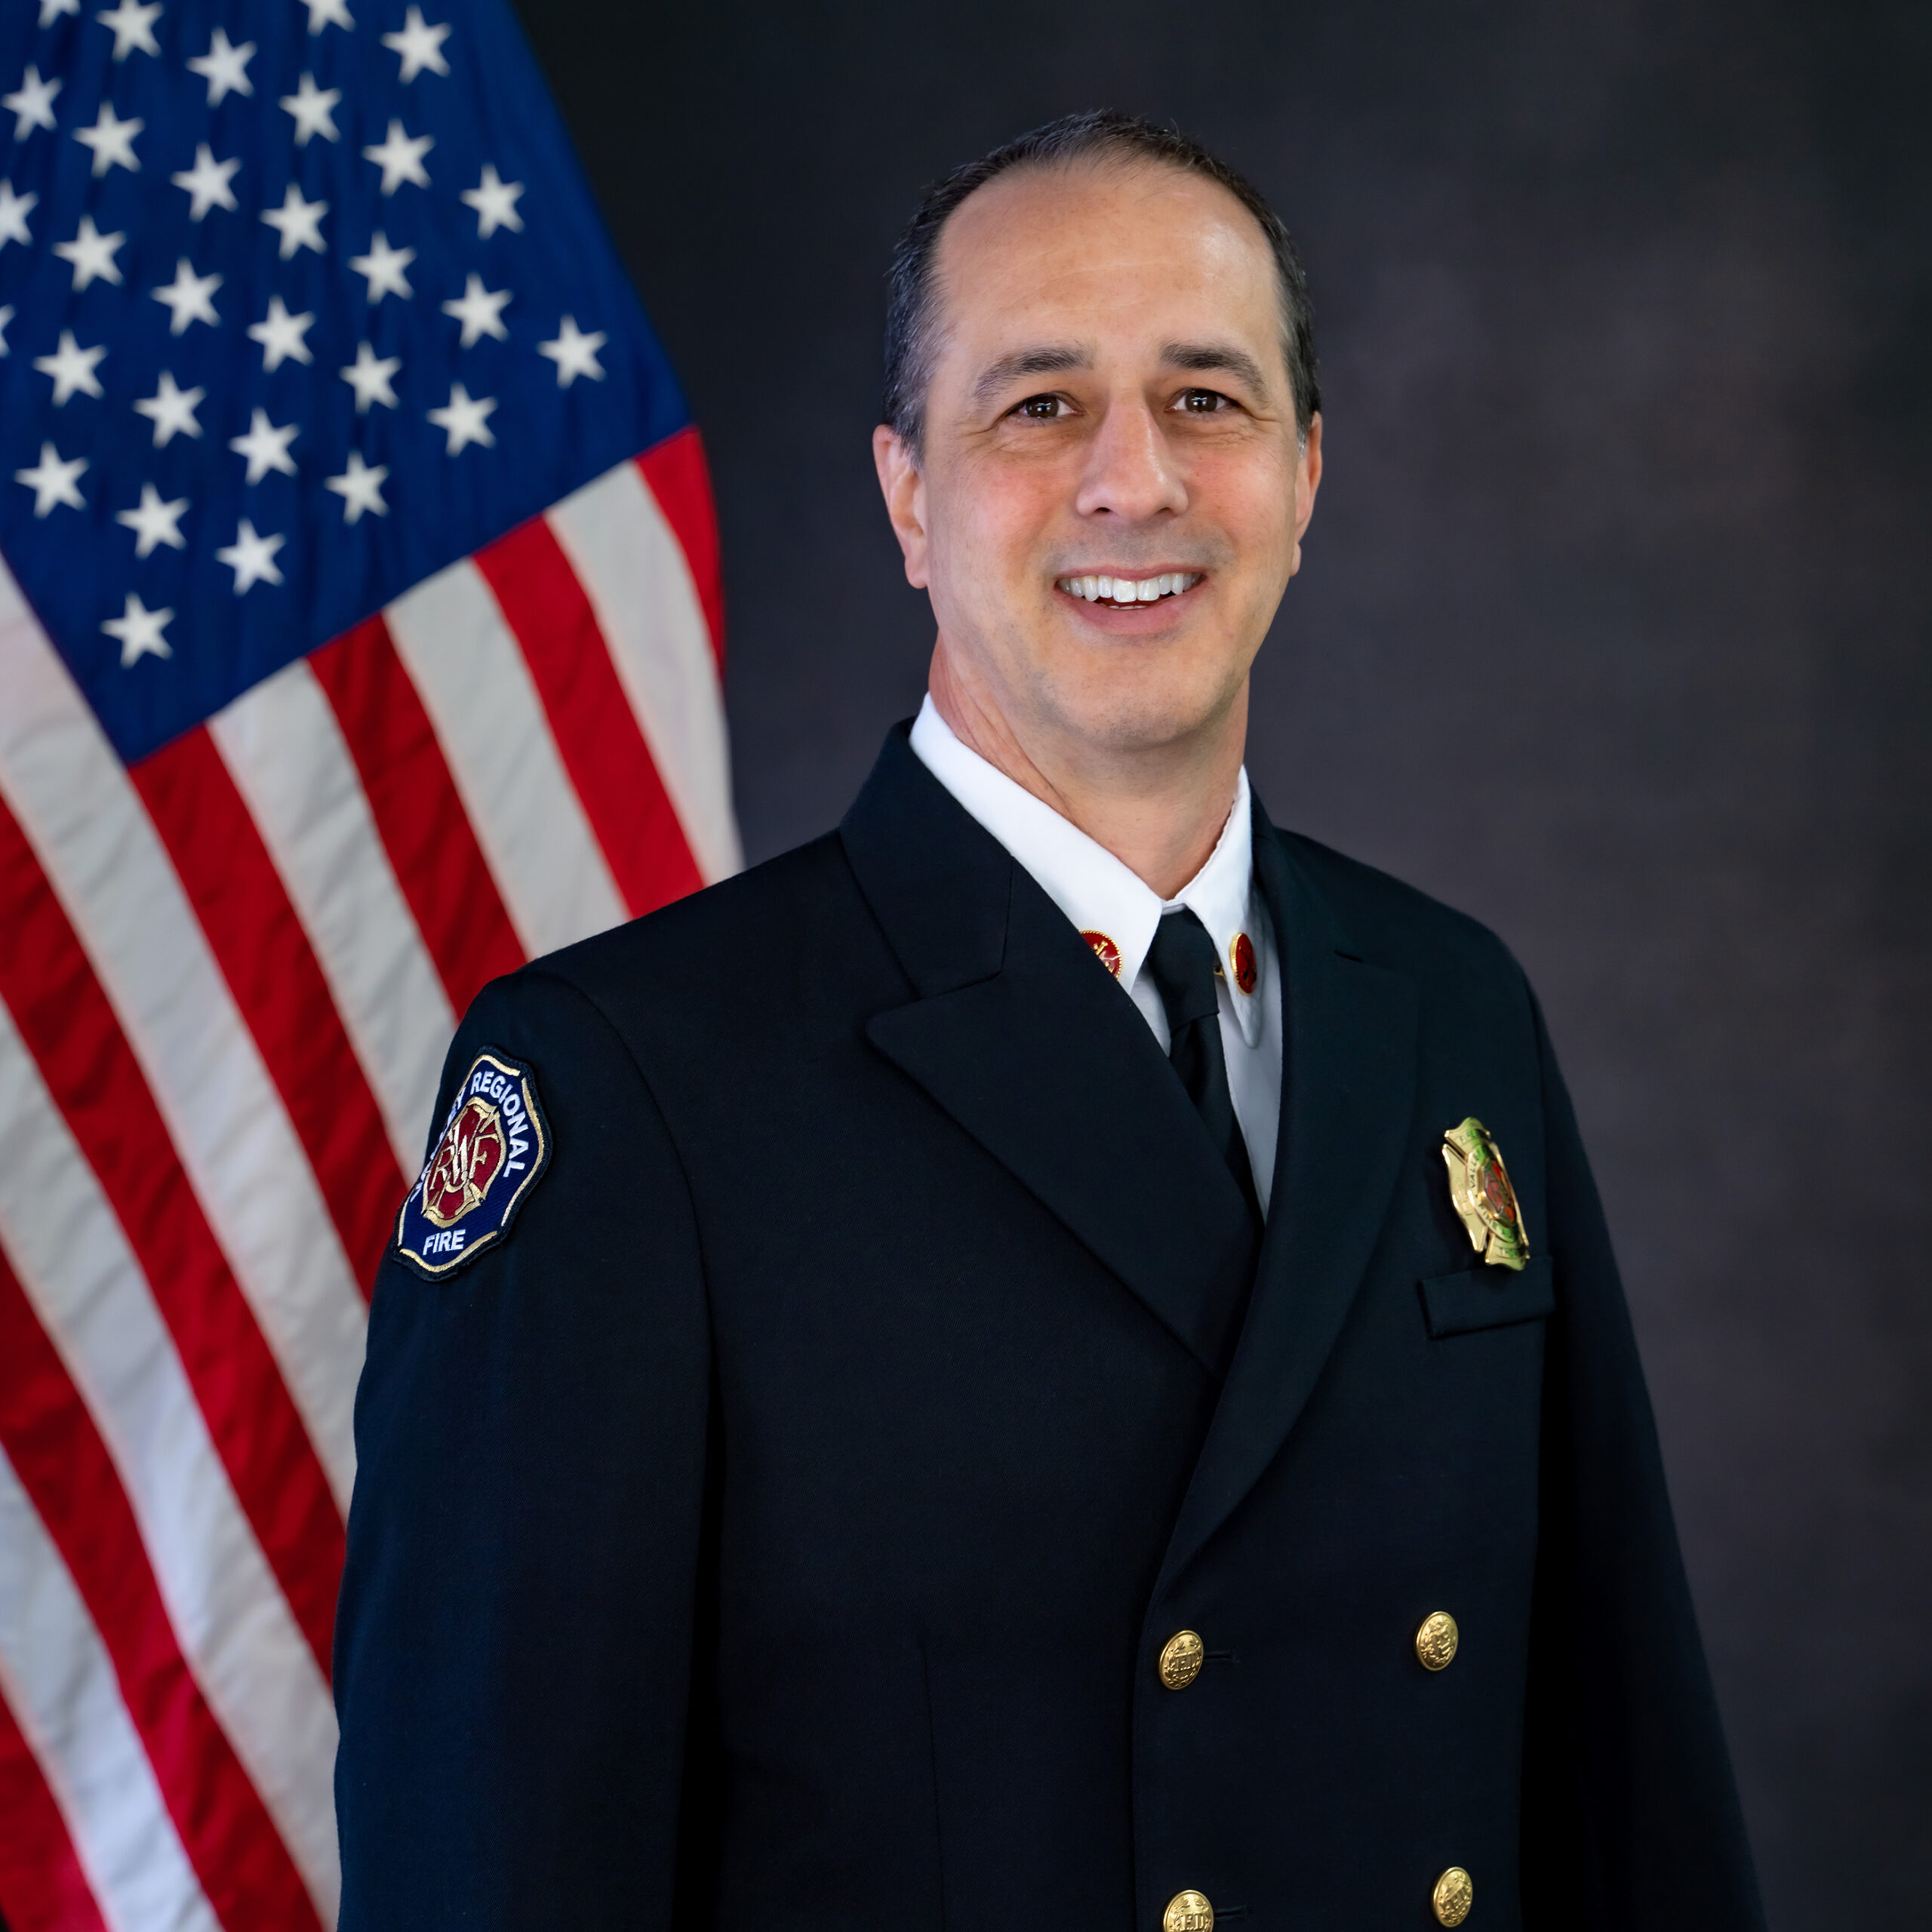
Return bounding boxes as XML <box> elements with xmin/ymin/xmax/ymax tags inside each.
<box><xmin>882</xmin><ymin>109</ymin><xmax>1320</xmax><ymax>457</ymax></box>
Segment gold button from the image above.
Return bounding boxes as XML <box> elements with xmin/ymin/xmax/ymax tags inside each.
<box><xmin>1158</xmin><ymin>1629</ymin><xmax>1204</xmax><ymax>1690</ymax></box>
<box><xmin>1415</xmin><ymin>1611</ymin><xmax>1460</xmax><ymax>1672</ymax></box>
<box><xmin>1432</xmin><ymin>1866</ymin><xmax>1473</xmax><ymax>1927</ymax></box>
<box><xmin>1163</xmin><ymin>1890</ymin><xmax>1214</xmax><ymax>1932</ymax></box>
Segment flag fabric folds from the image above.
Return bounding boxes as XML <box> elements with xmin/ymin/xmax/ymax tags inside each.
<box><xmin>0</xmin><ymin>0</ymin><xmax>738</xmax><ymax>1923</ymax></box>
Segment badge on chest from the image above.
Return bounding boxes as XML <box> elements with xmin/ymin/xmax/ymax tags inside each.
<box><xmin>394</xmin><ymin>1050</ymin><xmax>552</xmax><ymax>1278</ymax></box>
<box><xmin>1441</xmin><ymin>1116</ymin><xmax>1531</xmax><ymax>1271</ymax></box>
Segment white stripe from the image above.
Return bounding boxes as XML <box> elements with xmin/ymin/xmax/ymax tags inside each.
<box><xmin>0</xmin><ymin>1006</ymin><xmax>340</xmax><ymax>1921</ymax></box>
<box><xmin>209</xmin><ymin>659</ymin><xmax>457</xmax><ymax>1177</ymax></box>
<box><xmin>547</xmin><ymin>457</ymin><xmax>743</xmax><ymax>884</ymax></box>
<box><xmin>0</xmin><ymin>1444</ymin><xmax>221</xmax><ymax>1932</ymax></box>
<box><xmin>386</xmin><ymin>555</ymin><xmax>626</xmax><ymax>956</ymax></box>
<box><xmin>0</xmin><ymin>566</ymin><xmax>365</xmax><ymax>1512</ymax></box>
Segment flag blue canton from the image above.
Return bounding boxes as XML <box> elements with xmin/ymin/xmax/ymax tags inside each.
<box><xmin>0</xmin><ymin>0</ymin><xmax>690</xmax><ymax>767</ymax></box>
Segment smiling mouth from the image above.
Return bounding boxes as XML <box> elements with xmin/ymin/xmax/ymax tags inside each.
<box><xmin>1055</xmin><ymin>571</ymin><xmax>1202</xmax><ymax>609</ymax></box>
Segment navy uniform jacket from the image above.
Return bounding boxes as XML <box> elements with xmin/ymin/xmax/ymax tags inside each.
<box><xmin>333</xmin><ymin>727</ymin><xmax>1764</xmax><ymax>1931</ymax></box>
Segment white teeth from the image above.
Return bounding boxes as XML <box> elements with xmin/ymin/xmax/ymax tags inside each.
<box><xmin>1057</xmin><ymin>571</ymin><xmax>1201</xmax><ymax>601</ymax></box>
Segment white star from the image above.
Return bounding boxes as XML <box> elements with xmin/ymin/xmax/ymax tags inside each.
<box><xmin>340</xmin><ymin>340</ymin><xmax>400</xmax><ymax>411</ymax></box>
<box><xmin>171</xmin><ymin>143</ymin><xmax>239</xmax><ymax>219</ymax></box>
<box><xmin>300</xmin><ymin>0</ymin><xmax>352</xmax><ymax>31</ymax></box>
<box><xmin>4</xmin><ymin>66</ymin><xmax>61</xmax><ymax>140</ymax></box>
<box><xmin>229</xmin><ymin>408</ymin><xmax>299</xmax><ymax>484</ymax></box>
<box><xmin>441</xmin><ymin>272</ymin><xmax>509</xmax><ymax>347</ymax></box>
<box><xmin>75</xmin><ymin>102</ymin><xmax>142</xmax><ymax>175</ymax></box>
<box><xmin>427</xmin><ymin>381</ymin><xmax>496</xmax><ymax>454</ymax></box>
<box><xmin>538</xmin><ymin>315</ymin><xmax>608</xmax><ymax>387</ymax></box>
<box><xmin>348</xmin><ymin>229</ymin><xmax>414</xmax><ymax>302</ymax></box>
<box><xmin>33</xmin><ymin>330</ymin><xmax>106</xmax><ymax>405</ymax></box>
<box><xmin>460</xmin><ymin>162</ymin><xmax>524</xmax><ymax>238</ymax></box>
<box><xmin>14</xmin><ymin>441</ymin><xmax>87</xmax><ymax>516</ymax></box>
<box><xmin>133</xmin><ymin>370</ymin><xmax>205</xmax><ymax>445</ymax></box>
<box><xmin>150</xmin><ymin>257</ymin><xmax>220</xmax><ymax>333</ymax></box>
<box><xmin>278</xmin><ymin>71</ymin><xmax>340</xmax><ymax>145</ymax></box>
<box><xmin>325</xmin><ymin>449</ymin><xmax>389</xmax><ymax>523</ymax></box>
<box><xmin>216</xmin><ymin>518</ymin><xmax>285</xmax><ymax>592</ymax></box>
<box><xmin>54</xmin><ymin>213</ymin><xmax>126</xmax><ymax>290</ymax></box>
<box><xmin>103</xmin><ymin>592</ymin><xmax>174</xmax><ymax>666</ymax></box>
<box><xmin>0</xmin><ymin>307</ymin><xmax>11</xmax><ymax>355</ymax></box>
<box><xmin>0</xmin><ymin>180</ymin><xmax>35</xmax><ymax>249</ymax></box>
<box><xmin>362</xmin><ymin>119</ymin><xmax>432</xmax><ymax>195</ymax></box>
<box><xmin>39</xmin><ymin>0</ymin><xmax>81</xmax><ymax>23</ymax></box>
<box><xmin>187</xmin><ymin>27</ymin><xmax>254</xmax><ymax>104</ymax></box>
<box><xmin>97</xmin><ymin>0</ymin><xmax>162</xmax><ymax>61</ymax></box>
<box><xmin>260</xmin><ymin>182</ymin><xmax>327</xmax><ymax>257</ymax></box>
<box><xmin>115</xmin><ymin>481</ymin><xmax>188</xmax><ymax>557</ymax></box>
<box><xmin>381</xmin><ymin>5</ymin><xmax>449</xmax><ymax>81</ymax></box>
<box><xmin>247</xmin><ymin>294</ymin><xmax>315</xmax><ymax>371</ymax></box>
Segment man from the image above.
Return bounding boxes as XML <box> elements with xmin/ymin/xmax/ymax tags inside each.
<box><xmin>334</xmin><ymin>112</ymin><xmax>1764</xmax><ymax>1930</ymax></box>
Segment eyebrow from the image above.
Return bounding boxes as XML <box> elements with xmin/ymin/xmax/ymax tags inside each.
<box><xmin>971</xmin><ymin>343</ymin><xmax>1094</xmax><ymax>409</ymax></box>
<box><xmin>1160</xmin><ymin>340</ymin><xmax>1272</xmax><ymax>396</ymax></box>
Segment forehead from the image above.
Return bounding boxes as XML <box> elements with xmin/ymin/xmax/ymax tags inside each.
<box><xmin>929</xmin><ymin>159</ymin><xmax>1282</xmax><ymax>374</ymax></box>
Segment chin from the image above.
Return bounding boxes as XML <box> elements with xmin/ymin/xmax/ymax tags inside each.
<box><xmin>1046</xmin><ymin>669</ymin><xmax>1244</xmax><ymax>758</ymax></box>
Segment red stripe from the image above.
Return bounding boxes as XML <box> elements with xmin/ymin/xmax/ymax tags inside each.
<box><xmin>309</xmin><ymin>614</ymin><xmax>525</xmax><ymax>1017</ymax></box>
<box><xmin>0</xmin><ymin>795</ymin><xmax>343</xmax><ymax>1680</ymax></box>
<box><xmin>474</xmin><ymin>516</ymin><xmax>705</xmax><ymax>918</ymax></box>
<box><xmin>0</xmin><ymin>1684</ymin><xmax>108</xmax><ymax>1932</ymax></box>
<box><xmin>638</xmin><ymin>424</ymin><xmax>725</xmax><ymax>665</ymax></box>
<box><xmin>0</xmin><ymin>1251</ymin><xmax>321</xmax><ymax>1932</ymax></box>
<box><xmin>131</xmin><ymin>726</ymin><xmax>403</xmax><ymax>1294</ymax></box>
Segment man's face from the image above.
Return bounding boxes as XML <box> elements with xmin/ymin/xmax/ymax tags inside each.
<box><xmin>875</xmin><ymin>159</ymin><xmax>1321</xmax><ymax>767</ymax></box>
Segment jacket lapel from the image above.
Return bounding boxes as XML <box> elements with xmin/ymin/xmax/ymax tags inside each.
<box><xmin>1155</xmin><ymin>808</ymin><xmax>1420</xmax><ymax>1588</ymax></box>
<box><xmin>843</xmin><ymin>730</ymin><xmax>1258</xmax><ymax>1373</ymax></box>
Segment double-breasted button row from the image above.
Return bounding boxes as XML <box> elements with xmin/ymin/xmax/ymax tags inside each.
<box><xmin>1153</xmin><ymin>1620</ymin><xmax>1469</xmax><ymax>1926</ymax></box>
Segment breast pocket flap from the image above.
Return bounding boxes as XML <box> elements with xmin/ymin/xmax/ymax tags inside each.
<box><xmin>1419</xmin><ymin>1254</ymin><xmax>1555</xmax><ymax>1338</ymax></box>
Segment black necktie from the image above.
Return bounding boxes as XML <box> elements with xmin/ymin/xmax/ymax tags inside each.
<box><xmin>1143</xmin><ymin>909</ymin><xmax>1261</xmax><ymax>1223</ymax></box>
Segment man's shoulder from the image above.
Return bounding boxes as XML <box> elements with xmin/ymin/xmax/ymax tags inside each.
<box><xmin>466</xmin><ymin>829</ymin><xmax>897</xmax><ymax>1052</ymax></box>
<box><xmin>1271</xmin><ymin>822</ymin><xmax>1524</xmax><ymax>991</ymax></box>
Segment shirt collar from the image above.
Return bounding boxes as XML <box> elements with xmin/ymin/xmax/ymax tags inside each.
<box><xmin>907</xmin><ymin>695</ymin><xmax>1267</xmax><ymax>1045</ymax></box>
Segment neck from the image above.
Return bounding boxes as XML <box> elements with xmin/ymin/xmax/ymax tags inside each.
<box><xmin>928</xmin><ymin>641</ymin><xmax>1246</xmax><ymax>901</ymax></box>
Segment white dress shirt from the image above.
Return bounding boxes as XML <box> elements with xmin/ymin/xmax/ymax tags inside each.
<box><xmin>909</xmin><ymin>695</ymin><xmax>1283</xmax><ymax>1214</ymax></box>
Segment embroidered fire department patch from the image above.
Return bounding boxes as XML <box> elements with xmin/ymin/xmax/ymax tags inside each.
<box><xmin>393</xmin><ymin>1050</ymin><xmax>552</xmax><ymax>1279</ymax></box>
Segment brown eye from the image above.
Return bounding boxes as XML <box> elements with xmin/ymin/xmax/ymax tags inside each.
<box><xmin>1017</xmin><ymin>395</ymin><xmax>1063</xmax><ymax>420</ymax></box>
<box><xmin>1180</xmin><ymin>389</ymin><xmax>1226</xmax><ymax>414</ymax></box>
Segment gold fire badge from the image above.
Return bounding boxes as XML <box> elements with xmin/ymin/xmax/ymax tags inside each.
<box><xmin>1441</xmin><ymin>1117</ymin><xmax>1530</xmax><ymax>1271</ymax></box>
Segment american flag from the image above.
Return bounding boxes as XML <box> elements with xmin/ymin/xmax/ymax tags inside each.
<box><xmin>0</xmin><ymin>0</ymin><xmax>738</xmax><ymax>1922</ymax></box>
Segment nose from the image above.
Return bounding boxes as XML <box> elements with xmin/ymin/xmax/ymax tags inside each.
<box><xmin>1073</xmin><ymin>392</ymin><xmax>1188</xmax><ymax>523</ymax></box>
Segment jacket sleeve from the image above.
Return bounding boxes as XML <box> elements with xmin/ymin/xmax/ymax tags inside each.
<box><xmin>333</xmin><ymin>968</ymin><xmax>715</xmax><ymax>1930</ymax></box>
<box><xmin>1520</xmin><ymin>988</ymin><xmax>1765</xmax><ymax>1930</ymax></box>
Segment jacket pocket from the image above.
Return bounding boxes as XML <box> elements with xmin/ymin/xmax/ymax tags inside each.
<box><xmin>1418</xmin><ymin>1254</ymin><xmax>1554</xmax><ymax>1338</ymax></box>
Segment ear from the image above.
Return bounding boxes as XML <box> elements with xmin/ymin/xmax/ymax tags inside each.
<box><xmin>872</xmin><ymin>424</ymin><xmax>931</xmax><ymax>590</ymax></box>
<box><xmin>1287</xmin><ymin>411</ymin><xmax>1323</xmax><ymax>580</ymax></box>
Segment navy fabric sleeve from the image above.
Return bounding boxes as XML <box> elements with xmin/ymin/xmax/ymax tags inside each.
<box><xmin>1520</xmin><ymin>987</ymin><xmax>1765</xmax><ymax>1930</ymax></box>
<box><xmin>333</xmin><ymin>968</ymin><xmax>714</xmax><ymax>1930</ymax></box>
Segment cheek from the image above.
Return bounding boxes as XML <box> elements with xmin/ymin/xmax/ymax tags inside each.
<box><xmin>942</xmin><ymin>452</ymin><xmax>1068</xmax><ymax>578</ymax></box>
<box><xmin>1188</xmin><ymin>448</ymin><xmax>1299</xmax><ymax>558</ymax></box>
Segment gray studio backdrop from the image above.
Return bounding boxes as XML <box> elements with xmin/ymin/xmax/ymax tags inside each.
<box><xmin>510</xmin><ymin>3</ymin><xmax>1930</xmax><ymax>1925</ymax></box>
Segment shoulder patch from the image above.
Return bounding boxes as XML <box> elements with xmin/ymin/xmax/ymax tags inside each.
<box><xmin>393</xmin><ymin>1049</ymin><xmax>552</xmax><ymax>1279</ymax></box>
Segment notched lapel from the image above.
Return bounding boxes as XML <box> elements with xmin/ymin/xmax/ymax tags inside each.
<box><xmin>844</xmin><ymin>731</ymin><xmax>1257</xmax><ymax>1373</ymax></box>
<box><xmin>1157</xmin><ymin>815</ymin><xmax>1420</xmax><ymax>1588</ymax></box>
